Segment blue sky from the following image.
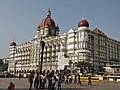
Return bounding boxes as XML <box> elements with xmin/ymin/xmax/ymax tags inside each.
<box><xmin>0</xmin><ymin>0</ymin><xmax>120</xmax><ymax>58</ymax></box>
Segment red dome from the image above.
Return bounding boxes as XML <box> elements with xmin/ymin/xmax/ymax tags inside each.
<box><xmin>78</xmin><ymin>18</ymin><xmax>89</xmax><ymax>27</ymax></box>
<box><xmin>37</xmin><ymin>9</ymin><xmax>55</xmax><ymax>28</ymax></box>
<box><xmin>10</xmin><ymin>42</ymin><xmax>16</xmax><ymax>46</ymax></box>
<box><xmin>39</xmin><ymin>17</ymin><xmax>55</xmax><ymax>28</ymax></box>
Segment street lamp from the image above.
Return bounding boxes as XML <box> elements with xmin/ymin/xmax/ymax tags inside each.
<box><xmin>40</xmin><ymin>41</ymin><xmax>45</xmax><ymax>74</ymax></box>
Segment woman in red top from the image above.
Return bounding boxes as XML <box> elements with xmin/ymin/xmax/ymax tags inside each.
<box><xmin>8</xmin><ymin>82</ymin><xmax>15</xmax><ymax>90</ymax></box>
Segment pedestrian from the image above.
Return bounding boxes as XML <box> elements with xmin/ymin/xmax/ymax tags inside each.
<box><xmin>38</xmin><ymin>73</ymin><xmax>41</xmax><ymax>88</ymax></box>
<box><xmin>55</xmin><ymin>74</ymin><xmax>61</xmax><ymax>90</ymax></box>
<box><xmin>34</xmin><ymin>73</ymin><xmax>40</xmax><ymax>89</ymax></box>
<box><xmin>69</xmin><ymin>75</ymin><xmax>72</xmax><ymax>83</ymax></box>
<box><xmin>39</xmin><ymin>73</ymin><xmax>42</xmax><ymax>89</ymax></box>
<box><xmin>65</xmin><ymin>74</ymin><xmax>69</xmax><ymax>84</ymax></box>
<box><xmin>74</xmin><ymin>75</ymin><xmax>77</xmax><ymax>83</ymax></box>
<box><xmin>52</xmin><ymin>75</ymin><xmax>56</xmax><ymax>90</ymax></box>
<box><xmin>19</xmin><ymin>73</ymin><xmax>22</xmax><ymax>80</ymax></box>
<box><xmin>77</xmin><ymin>75</ymin><xmax>82</xmax><ymax>85</ymax></box>
<box><xmin>48</xmin><ymin>74</ymin><xmax>52</xmax><ymax>89</ymax></box>
<box><xmin>88</xmin><ymin>75</ymin><xmax>92</xmax><ymax>85</ymax></box>
<box><xmin>8</xmin><ymin>82</ymin><xmax>15</xmax><ymax>90</ymax></box>
<box><xmin>61</xmin><ymin>74</ymin><xmax>65</xmax><ymax>85</ymax></box>
<box><xmin>28</xmin><ymin>72</ymin><xmax>34</xmax><ymax>90</ymax></box>
<box><xmin>34</xmin><ymin>73</ymin><xmax>41</xmax><ymax>89</ymax></box>
<box><xmin>41</xmin><ymin>73</ymin><xmax>46</xmax><ymax>89</ymax></box>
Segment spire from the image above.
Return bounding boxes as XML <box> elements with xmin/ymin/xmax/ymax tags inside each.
<box><xmin>82</xmin><ymin>10</ymin><xmax>86</xmax><ymax>20</ymax></box>
<box><xmin>13</xmin><ymin>37</ymin><xmax>15</xmax><ymax>42</ymax></box>
<box><xmin>47</xmin><ymin>8</ymin><xmax>51</xmax><ymax>18</ymax></box>
<box><xmin>56</xmin><ymin>25</ymin><xmax>59</xmax><ymax>29</ymax></box>
<box><xmin>82</xmin><ymin>16</ymin><xmax>85</xmax><ymax>20</ymax></box>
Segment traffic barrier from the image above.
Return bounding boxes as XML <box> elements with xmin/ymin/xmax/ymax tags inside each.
<box><xmin>102</xmin><ymin>76</ymin><xmax>120</xmax><ymax>82</ymax></box>
<box><xmin>80</xmin><ymin>77</ymin><xmax>100</xmax><ymax>82</ymax></box>
<box><xmin>75</xmin><ymin>76</ymin><xmax>120</xmax><ymax>82</ymax></box>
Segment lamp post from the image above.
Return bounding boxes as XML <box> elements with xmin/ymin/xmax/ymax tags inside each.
<box><xmin>40</xmin><ymin>41</ymin><xmax>45</xmax><ymax>74</ymax></box>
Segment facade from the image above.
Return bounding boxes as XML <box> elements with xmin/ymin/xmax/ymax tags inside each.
<box><xmin>3</xmin><ymin>57</ymin><xmax>9</xmax><ymax>64</ymax></box>
<box><xmin>8</xmin><ymin>9</ymin><xmax>120</xmax><ymax>74</ymax></box>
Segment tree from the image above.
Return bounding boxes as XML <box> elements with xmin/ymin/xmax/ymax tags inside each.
<box><xmin>0</xmin><ymin>59</ymin><xmax>3</xmax><ymax>65</ymax></box>
<box><xmin>74</xmin><ymin>61</ymin><xmax>92</xmax><ymax>74</ymax></box>
<box><xmin>0</xmin><ymin>64</ymin><xmax>8</xmax><ymax>72</ymax></box>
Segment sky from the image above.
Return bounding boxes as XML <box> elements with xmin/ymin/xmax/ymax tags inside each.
<box><xmin>0</xmin><ymin>0</ymin><xmax>120</xmax><ymax>58</ymax></box>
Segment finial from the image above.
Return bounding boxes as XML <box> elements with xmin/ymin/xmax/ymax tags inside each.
<box><xmin>82</xmin><ymin>16</ymin><xmax>85</xmax><ymax>20</ymax></box>
<box><xmin>82</xmin><ymin>10</ymin><xmax>85</xmax><ymax>20</ymax></box>
<box><xmin>56</xmin><ymin>25</ymin><xmax>59</xmax><ymax>29</ymax></box>
<box><xmin>13</xmin><ymin>37</ymin><xmax>15</xmax><ymax>42</ymax></box>
<box><xmin>47</xmin><ymin>8</ymin><xmax>51</xmax><ymax>17</ymax></box>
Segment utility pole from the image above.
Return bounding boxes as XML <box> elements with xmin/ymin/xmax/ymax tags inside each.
<box><xmin>40</xmin><ymin>41</ymin><xmax>45</xmax><ymax>74</ymax></box>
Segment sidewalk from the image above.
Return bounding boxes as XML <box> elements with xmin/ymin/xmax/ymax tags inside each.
<box><xmin>0</xmin><ymin>78</ymin><xmax>120</xmax><ymax>90</ymax></box>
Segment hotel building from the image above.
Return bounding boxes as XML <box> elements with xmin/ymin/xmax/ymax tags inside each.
<box><xmin>8</xmin><ymin>9</ymin><xmax>120</xmax><ymax>74</ymax></box>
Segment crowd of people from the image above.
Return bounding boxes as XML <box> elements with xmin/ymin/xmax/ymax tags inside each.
<box><xmin>28</xmin><ymin>72</ymin><xmax>92</xmax><ymax>90</ymax></box>
<box><xmin>28</xmin><ymin>72</ymin><xmax>62</xmax><ymax>90</ymax></box>
<box><xmin>7</xmin><ymin>72</ymin><xmax>92</xmax><ymax>90</ymax></box>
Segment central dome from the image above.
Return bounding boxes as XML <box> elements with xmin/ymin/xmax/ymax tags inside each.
<box><xmin>40</xmin><ymin>17</ymin><xmax>55</xmax><ymax>27</ymax></box>
<box><xmin>78</xmin><ymin>17</ymin><xmax>89</xmax><ymax>27</ymax></box>
<box><xmin>38</xmin><ymin>9</ymin><xmax>55</xmax><ymax>28</ymax></box>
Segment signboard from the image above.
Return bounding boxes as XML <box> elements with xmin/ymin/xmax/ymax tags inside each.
<box><xmin>57</xmin><ymin>52</ymin><xmax>69</xmax><ymax>70</ymax></box>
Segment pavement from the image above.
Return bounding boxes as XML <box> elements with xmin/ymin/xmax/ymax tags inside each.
<box><xmin>0</xmin><ymin>78</ymin><xmax>120</xmax><ymax>90</ymax></box>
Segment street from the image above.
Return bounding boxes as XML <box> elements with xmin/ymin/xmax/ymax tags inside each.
<box><xmin>0</xmin><ymin>78</ymin><xmax>120</xmax><ymax>90</ymax></box>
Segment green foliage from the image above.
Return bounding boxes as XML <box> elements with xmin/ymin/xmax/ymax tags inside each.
<box><xmin>0</xmin><ymin>61</ymin><xmax>8</xmax><ymax>72</ymax></box>
<box><xmin>74</xmin><ymin>61</ymin><xmax>92</xmax><ymax>74</ymax></box>
<box><xmin>0</xmin><ymin>59</ymin><xmax>8</xmax><ymax>72</ymax></box>
<box><xmin>74</xmin><ymin>61</ymin><xmax>92</xmax><ymax>69</ymax></box>
<box><xmin>0</xmin><ymin>59</ymin><xmax>3</xmax><ymax>65</ymax></box>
